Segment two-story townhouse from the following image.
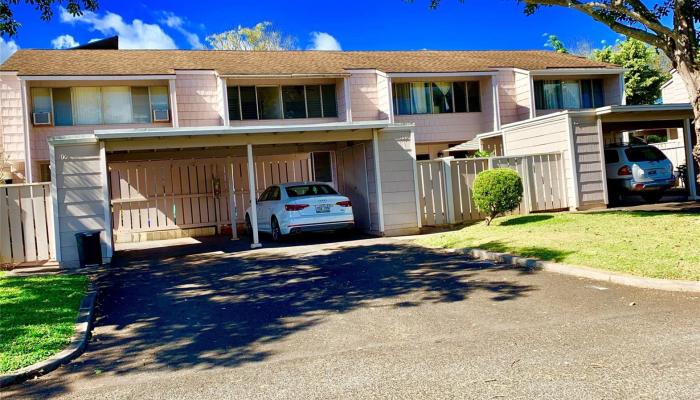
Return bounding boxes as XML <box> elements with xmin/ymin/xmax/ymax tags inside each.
<box><xmin>3</xmin><ymin>48</ymin><xmax>695</xmax><ymax>267</ymax></box>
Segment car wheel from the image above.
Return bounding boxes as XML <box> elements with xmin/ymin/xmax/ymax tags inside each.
<box><xmin>271</xmin><ymin>216</ymin><xmax>283</xmax><ymax>242</ymax></box>
<box><xmin>641</xmin><ymin>191</ymin><xmax>664</xmax><ymax>203</ymax></box>
<box><xmin>245</xmin><ymin>214</ymin><xmax>253</xmax><ymax>242</ymax></box>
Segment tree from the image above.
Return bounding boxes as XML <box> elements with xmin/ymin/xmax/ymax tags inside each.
<box><xmin>593</xmin><ymin>37</ymin><xmax>671</xmax><ymax>104</ymax></box>
<box><xmin>206</xmin><ymin>21</ymin><xmax>296</xmax><ymax>51</ymax></box>
<box><xmin>427</xmin><ymin>0</ymin><xmax>700</xmax><ymax>175</ymax></box>
<box><xmin>545</xmin><ymin>34</ymin><xmax>568</xmax><ymax>53</ymax></box>
<box><xmin>0</xmin><ymin>0</ymin><xmax>98</xmax><ymax>36</ymax></box>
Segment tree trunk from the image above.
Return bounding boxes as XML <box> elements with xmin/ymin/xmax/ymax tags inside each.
<box><xmin>674</xmin><ymin>61</ymin><xmax>700</xmax><ymax>184</ymax></box>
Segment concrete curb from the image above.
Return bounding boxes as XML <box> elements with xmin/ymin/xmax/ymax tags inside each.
<box><xmin>457</xmin><ymin>248</ymin><xmax>700</xmax><ymax>293</ymax></box>
<box><xmin>0</xmin><ymin>282</ymin><xmax>98</xmax><ymax>388</ymax></box>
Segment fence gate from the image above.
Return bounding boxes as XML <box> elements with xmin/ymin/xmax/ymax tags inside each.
<box><xmin>0</xmin><ymin>183</ymin><xmax>55</xmax><ymax>264</ymax></box>
<box><xmin>417</xmin><ymin>152</ymin><xmax>569</xmax><ymax>226</ymax></box>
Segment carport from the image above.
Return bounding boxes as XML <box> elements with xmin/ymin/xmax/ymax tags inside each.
<box><xmin>48</xmin><ymin>121</ymin><xmax>421</xmax><ymax>267</ymax></box>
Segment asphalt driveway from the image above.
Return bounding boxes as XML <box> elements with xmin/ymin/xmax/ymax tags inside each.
<box><xmin>7</xmin><ymin>235</ymin><xmax>700</xmax><ymax>399</ymax></box>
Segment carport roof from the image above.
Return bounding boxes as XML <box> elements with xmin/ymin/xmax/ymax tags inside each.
<box><xmin>48</xmin><ymin>120</ymin><xmax>404</xmax><ymax>144</ymax></box>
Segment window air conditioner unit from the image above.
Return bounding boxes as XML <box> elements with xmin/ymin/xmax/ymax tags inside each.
<box><xmin>32</xmin><ymin>112</ymin><xmax>51</xmax><ymax>126</ymax></box>
<box><xmin>153</xmin><ymin>109</ymin><xmax>170</xmax><ymax>122</ymax></box>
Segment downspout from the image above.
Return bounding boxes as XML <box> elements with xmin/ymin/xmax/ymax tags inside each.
<box><xmin>491</xmin><ymin>74</ymin><xmax>501</xmax><ymax>131</ymax></box>
<box><xmin>372</xmin><ymin>129</ymin><xmax>385</xmax><ymax>234</ymax></box>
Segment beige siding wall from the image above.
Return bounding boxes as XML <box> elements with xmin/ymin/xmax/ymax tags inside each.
<box><xmin>481</xmin><ymin>136</ymin><xmax>504</xmax><ymax>156</ymax></box>
<box><xmin>501</xmin><ymin>113</ymin><xmax>576</xmax><ymax>208</ymax></box>
<box><xmin>53</xmin><ymin>142</ymin><xmax>110</xmax><ymax>267</ymax></box>
<box><xmin>415</xmin><ymin>142</ymin><xmax>454</xmax><ymax>159</ymax></box>
<box><xmin>571</xmin><ymin>115</ymin><xmax>606</xmax><ymax>207</ymax></box>
<box><xmin>662</xmin><ymin>71</ymin><xmax>690</xmax><ymax>104</ymax></box>
<box><xmin>176</xmin><ymin>71</ymin><xmax>224</xmax><ymax>127</ymax></box>
<box><xmin>0</xmin><ymin>73</ymin><xmax>26</xmax><ymax>180</ymax></box>
<box><xmin>376</xmin><ymin>128</ymin><xmax>420</xmax><ymax>236</ymax></box>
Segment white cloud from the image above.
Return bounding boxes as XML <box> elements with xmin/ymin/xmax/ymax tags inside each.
<box><xmin>51</xmin><ymin>34</ymin><xmax>80</xmax><ymax>49</ymax></box>
<box><xmin>160</xmin><ymin>12</ymin><xmax>204</xmax><ymax>49</ymax></box>
<box><xmin>0</xmin><ymin>37</ymin><xmax>19</xmax><ymax>64</ymax></box>
<box><xmin>308</xmin><ymin>32</ymin><xmax>341</xmax><ymax>51</ymax></box>
<box><xmin>59</xmin><ymin>7</ymin><xmax>177</xmax><ymax>49</ymax></box>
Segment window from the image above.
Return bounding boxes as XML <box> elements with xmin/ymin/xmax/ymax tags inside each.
<box><xmin>52</xmin><ymin>88</ymin><xmax>73</xmax><ymax>126</ymax></box>
<box><xmin>258</xmin><ymin>187</ymin><xmax>272</xmax><ymax>202</ymax></box>
<box><xmin>305</xmin><ymin>85</ymin><xmax>322</xmax><ymax>118</ymax></box>
<box><xmin>227</xmin><ymin>86</ymin><xmax>241</xmax><ymax>121</ymax></box>
<box><xmin>102</xmin><ymin>87</ymin><xmax>133</xmax><ymax>124</ymax></box>
<box><xmin>39</xmin><ymin>163</ymin><xmax>51</xmax><ymax>182</ymax></box>
<box><xmin>285</xmin><ymin>184</ymin><xmax>338</xmax><ymax>197</ymax></box>
<box><xmin>268</xmin><ymin>186</ymin><xmax>281</xmax><ymax>201</ymax></box>
<box><xmin>392</xmin><ymin>80</ymin><xmax>481</xmax><ymax>115</ymax></box>
<box><xmin>312</xmin><ymin>152</ymin><xmax>333</xmax><ymax>183</ymax></box>
<box><xmin>282</xmin><ymin>86</ymin><xmax>306</xmax><ymax>119</ymax></box>
<box><xmin>321</xmin><ymin>84</ymin><xmax>338</xmax><ymax>117</ymax></box>
<box><xmin>131</xmin><ymin>87</ymin><xmax>151</xmax><ymax>124</ymax></box>
<box><xmin>624</xmin><ymin>147</ymin><xmax>667</xmax><ymax>162</ymax></box>
<box><xmin>30</xmin><ymin>86</ymin><xmax>169</xmax><ymax>126</ymax></box>
<box><xmin>416</xmin><ymin>154</ymin><xmax>430</xmax><ymax>161</ymax></box>
<box><xmin>73</xmin><ymin>87</ymin><xmax>103</xmax><ymax>125</ymax></box>
<box><xmin>240</xmin><ymin>86</ymin><xmax>258</xmax><ymax>120</ymax></box>
<box><xmin>535</xmin><ymin>79</ymin><xmax>605</xmax><ymax>110</ymax></box>
<box><xmin>604</xmin><ymin>149</ymin><xmax>619</xmax><ymax>164</ymax></box>
<box><xmin>227</xmin><ymin>84</ymin><xmax>338</xmax><ymax>121</ymax></box>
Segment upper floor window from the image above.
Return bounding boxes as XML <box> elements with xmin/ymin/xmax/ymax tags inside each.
<box><xmin>227</xmin><ymin>84</ymin><xmax>338</xmax><ymax>121</ymax></box>
<box><xmin>392</xmin><ymin>81</ymin><xmax>481</xmax><ymax>116</ymax></box>
<box><xmin>30</xmin><ymin>86</ymin><xmax>170</xmax><ymax>127</ymax></box>
<box><xmin>534</xmin><ymin>79</ymin><xmax>605</xmax><ymax>110</ymax></box>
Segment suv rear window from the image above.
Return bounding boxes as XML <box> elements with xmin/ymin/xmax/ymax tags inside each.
<box><xmin>624</xmin><ymin>147</ymin><xmax>667</xmax><ymax>162</ymax></box>
<box><xmin>286</xmin><ymin>184</ymin><xmax>338</xmax><ymax>197</ymax></box>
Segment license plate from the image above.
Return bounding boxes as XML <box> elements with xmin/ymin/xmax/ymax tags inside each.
<box><xmin>315</xmin><ymin>204</ymin><xmax>331</xmax><ymax>213</ymax></box>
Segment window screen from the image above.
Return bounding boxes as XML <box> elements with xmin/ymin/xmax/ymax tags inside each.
<box><xmin>149</xmin><ymin>86</ymin><xmax>169</xmax><ymax>111</ymax></box>
<box><xmin>52</xmin><ymin>88</ymin><xmax>73</xmax><ymax>126</ymax></box>
<box><xmin>305</xmin><ymin>85</ymin><xmax>322</xmax><ymax>118</ymax></box>
<box><xmin>31</xmin><ymin>88</ymin><xmax>52</xmax><ymax>113</ymax></box>
<box><xmin>227</xmin><ymin>86</ymin><xmax>241</xmax><ymax>120</ymax></box>
<box><xmin>282</xmin><ymin>86</ymin><xmax>306</xmax><ymax>119</ymax></box>
<box><xmin>257</xmin><ymin>86</ymin><xmax>281</xmax><ymax>119</ymax></box>
<box><xmin>102</xmin><ymin>87</ymin><xmax>133</xmax><ymax>124</ymax></box>
<box><xmin>321</xmin><ymin>84</ymin><xmax>337</xmax><ymax>117</ymax></box>
<box><xmin>240</xmin><ymin>86</ymin><xmax>258</xmax><ymax>120</ymax></box>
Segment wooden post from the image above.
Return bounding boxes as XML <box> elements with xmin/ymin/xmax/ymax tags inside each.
<box><xmin>228</xmin><ymin>158</ymin><xmax>238</xmax><ymax>240</ymax></box>
<box><xmin>441</xmin><ymin>156</ymin><xmax>456</xmax><ymax>224</ymax></box>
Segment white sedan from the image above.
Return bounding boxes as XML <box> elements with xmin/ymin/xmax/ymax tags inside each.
<box><xmin>245</xmin><ymin>182</ymin><xmax>355</xmax><ymax>241</ymax></box>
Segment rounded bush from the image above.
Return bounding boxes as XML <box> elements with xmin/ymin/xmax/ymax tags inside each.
<box><xmin>472</xmin><ymin>168</ymin><xmax>523</xmax><ymax>225</ymax></box>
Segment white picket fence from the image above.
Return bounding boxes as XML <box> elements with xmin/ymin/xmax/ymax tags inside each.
<box><xmin>417</xmin><ymin>152</ymin><xmax>569</xmax><ymax>226</ymax></box>
<box><xmin>0</xmin><ymin>183</ymin><xmax>55</xmax><ymax>264</ymax></box>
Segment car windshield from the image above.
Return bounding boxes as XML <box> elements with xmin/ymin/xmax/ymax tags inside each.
<box><xmin>285</xmin><ymin>184</ymin><xmax>338</xmax><ymax>197</ymax></box>
<box><xmin>624</xmin><ymin>147</ymin><xmax>667</xmax><ymax>162</ymax></box>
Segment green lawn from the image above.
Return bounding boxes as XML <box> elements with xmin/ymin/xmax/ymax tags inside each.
<box><xmin>417</xmin><ymin>211</ymin><xmax>700</xmax><ymax>281</ymax></box>
<box><xmin>0</xmin><ymin>272</ymin><xmax>88</xmax><ymax>373</ymax></box>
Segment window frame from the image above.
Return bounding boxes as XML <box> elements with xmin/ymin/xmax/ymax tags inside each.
<box><xmin>29</xmin><ymin>85</ymin><xmax>170</xmax><ymax>127</ymax></box>
<box><xmin>227</xmin><ymin>83</ymin><xmax>338</xmax><ymax>121</ymax></box>
<box><xmin>392</xmin><ymin>80</ymin><xmax>482</xmax><ymax>116</ymax></box>
<box><xmin>534</xmin><ymin>78</ymin><xmax>606</xmax><ymax>110</ymax></box>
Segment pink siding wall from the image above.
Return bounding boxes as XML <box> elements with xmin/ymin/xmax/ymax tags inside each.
<box><xmin>662</xmin><ymin>71</ymin><xmax>691</xmax><ymax>104</ymax></box>
<box><xmin>0</xmin><ymin>73</ymin><xmax>25</xmax><ymax>179</ymax></box>
<box><xmin>348</xmin><ymin>71</ymin><xmax>389</xmax><ymax>121</ymax></box>
<box><xmin>497</xmin><ymin>69</ymin><xmax>519</xmax><ymax>125</ymax></box>
<box><xmin>514</xmin><ymin>71</ymin><xmax>533</xmax><ymax>121</ymax></box>
<box><xmin>176</xmin><ymin>71</ymin><xmax>224</xmax><ymax>127</ymax></box>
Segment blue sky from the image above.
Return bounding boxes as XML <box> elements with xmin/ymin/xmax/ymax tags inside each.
<box><xmin>0</xmin><ymin>0</ymin><xmax>626</xmax><ymax>61</ymax></box>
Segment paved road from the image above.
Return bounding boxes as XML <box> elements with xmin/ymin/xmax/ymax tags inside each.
<box><xmin>7</xmin><ymin>236</ymin><xmax>700</xmax><ymax>399</ymax></box>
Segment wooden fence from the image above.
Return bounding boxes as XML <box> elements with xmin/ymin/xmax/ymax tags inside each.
<box><xmin>0</xmin><ymin>183</ymin><xmax>55</xmax><ymax>264</ymax></box>
<box><xmin>417</xmin><ymin>152</ymin><xmax>568</xmax><ymax>226</ymax></box>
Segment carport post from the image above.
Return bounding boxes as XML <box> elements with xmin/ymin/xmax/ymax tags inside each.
<box><xmin>247</xmin><ymin>144</ymin><xmax>262</xmax><ymax>248</ymax></box>
<box><xmin>227</xmin><ymin>158</ymin><xmax>238</xmax><ymax>240</ymax></box>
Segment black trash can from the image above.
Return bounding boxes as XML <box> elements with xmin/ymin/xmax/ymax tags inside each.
<box><xmin>75</xmin><ymin>231</ymin><xmax>103</xmax><ymax>267</ymax></box>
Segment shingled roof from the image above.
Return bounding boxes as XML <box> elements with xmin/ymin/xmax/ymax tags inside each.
<box><xmin>0</xmin><ymin>49</ymin><xmax>619</xmax><ymax>76</ymax></box>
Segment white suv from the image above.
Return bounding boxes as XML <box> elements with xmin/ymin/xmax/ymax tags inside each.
<box><xmin>604</xmin><ymin>144</ymin><xmax>676</xmax><ymax>203</ymax></box>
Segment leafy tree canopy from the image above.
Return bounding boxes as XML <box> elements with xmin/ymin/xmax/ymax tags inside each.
<box><xmin>206</xmin><ymin>21</ymin><xmax>296</xmax><ymax>51</ymax></box>
<box><xmin>0</xmin><ymin>0</ymin><xmax>98</xmax><ymax>36</ymax></box>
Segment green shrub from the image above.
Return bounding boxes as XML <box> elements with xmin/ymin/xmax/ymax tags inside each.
<box><xmin>472</xmin><ymin>168</ymin><xmax>523</xmax><ymax>225</ymax></box>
